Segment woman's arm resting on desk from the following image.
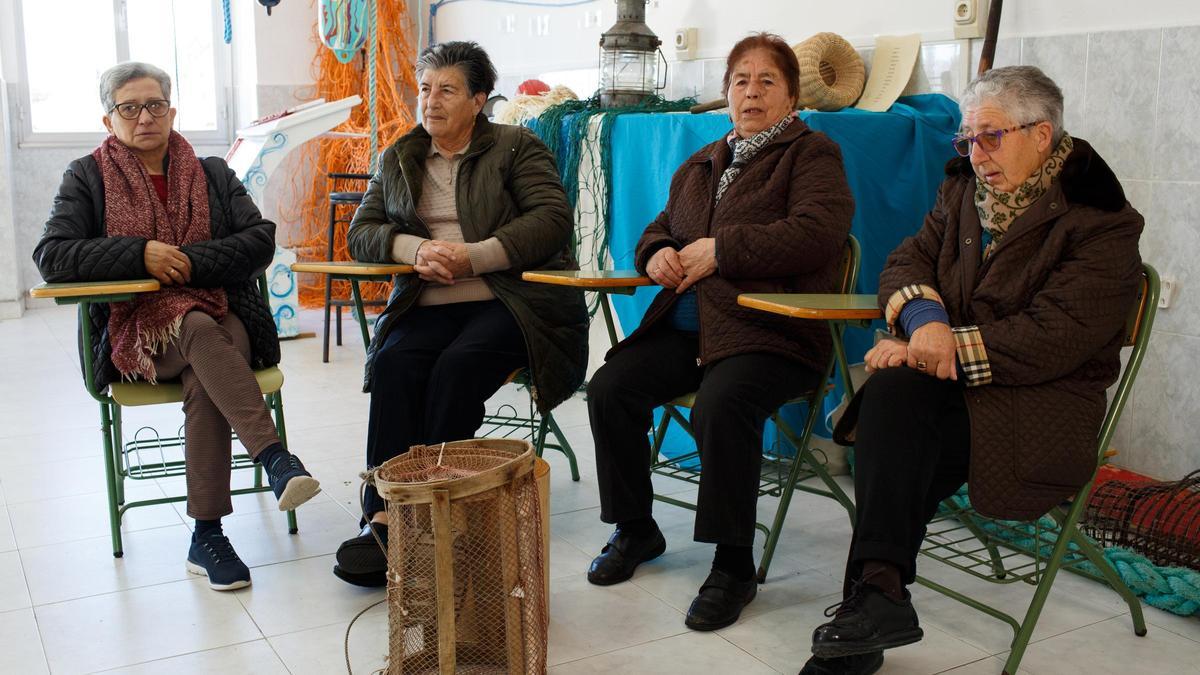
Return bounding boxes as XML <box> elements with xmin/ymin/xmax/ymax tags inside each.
<box><xmin>33</xmin><ymin>162</ymin><xmax>149</xmax><ymax>283</ymax></box>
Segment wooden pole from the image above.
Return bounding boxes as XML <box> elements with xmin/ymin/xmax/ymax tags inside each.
<box><xmin>976</xmin><ymin>0</ymin><xmax>1005</xmax><ymax>76</ymax></box>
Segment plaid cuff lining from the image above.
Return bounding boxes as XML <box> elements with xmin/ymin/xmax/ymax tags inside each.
<box><xmin>885</xmin><ymin>283</ymin><xmax>945</xmax><ymax>335</ymax></box>
<box><xmin>952</xmin><ymin>325</ymin><xmax>992</xmax><ymax>387</ymax></box>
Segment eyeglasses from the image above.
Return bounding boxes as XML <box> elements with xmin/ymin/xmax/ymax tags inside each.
<box><xmin>110</xmin><ymin>99</ymin><xmax>171</xmax><ymax>120</ymax></box>
<box><xmin>951</xmin><ymin>122</ymin><xmax>1040</xmax><ymax>157</ymax></box>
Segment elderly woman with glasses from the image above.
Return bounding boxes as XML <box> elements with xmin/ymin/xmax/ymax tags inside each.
<box><xmin>799</xmin><ymin>65</ymin><xmax>1144</xmax><ymax>675</ymax></box>
<box><xmin>33</xmin><ymin>61</ymin><xmax>320</xmax><ymax>592</ymax></box>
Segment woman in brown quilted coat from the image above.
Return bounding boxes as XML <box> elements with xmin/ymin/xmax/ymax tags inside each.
<box><xmin>33</xmin><ymin>62</ymin><xmax>320</xmax><ymax>592</ymax></box>
<box><xmin>802</xmin><ymin>66</ymin><xmax>1144</xmax><ymax>675</ymax></box>
<box><xmin>584</xmin><ymin>33</ymin><xmax>855</xmax><ymax>631</ymax></box>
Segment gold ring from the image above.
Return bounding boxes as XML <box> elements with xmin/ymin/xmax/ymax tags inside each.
<box><xmin>916</xmin><ymin>360</ymin><xmax>927</xmax><ymax>370</ymax></box>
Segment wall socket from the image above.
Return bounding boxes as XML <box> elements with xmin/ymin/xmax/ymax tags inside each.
<box><xmin>674</xmin><ymin>27</ymin><xmax>698</xmax><ymax>60</ymax></box>
<box><xmin>953</xmin><ymin>0</ymin><xmax>988</xmax><ymax>40</ymax></box>
<box><xmin>1160</xmin><ymin>276</ymin><xmax>1177</xmax><ymax>309</ymax></box>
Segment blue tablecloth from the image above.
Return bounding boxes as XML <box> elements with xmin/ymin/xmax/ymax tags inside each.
<box><xmin>592</xmin><ymin>94</ymin><xmax>961</xmax><ymax>455</ymax></box>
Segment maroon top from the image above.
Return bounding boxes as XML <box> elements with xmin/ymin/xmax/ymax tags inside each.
<box><xmin>149</xmin><ymin>174</ymin><xmax>168</xmax><ymax>205</ymax></box>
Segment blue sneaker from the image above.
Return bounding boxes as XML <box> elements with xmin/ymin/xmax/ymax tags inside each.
<box><xmin>186</xmin><ymin>531</ymin><xmax>251</xmax><ymax>591</ymax></box>
<box><xmin>264</xmin><ymin>452</ymin><xmax>321</xmax><ymax>511</ymax></box>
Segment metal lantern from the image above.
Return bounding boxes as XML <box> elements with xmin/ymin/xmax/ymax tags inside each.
<box><xmin>598</xmin><ymin>0</ymin><xmax>666</xmax><ymax>107</ymax></box>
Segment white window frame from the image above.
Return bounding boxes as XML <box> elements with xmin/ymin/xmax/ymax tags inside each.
<box><xmin>14</xmin><ymin>0</ymin><xmax>232</xmax><ymax>148</ymax></box>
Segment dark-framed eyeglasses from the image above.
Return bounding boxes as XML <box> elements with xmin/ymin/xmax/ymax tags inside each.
<box><xmin>951</xmin><ymin>122</ymin><xmax>1041</xmax><ymax>157</ymax></box>
<box><xmin>110</xmin><ymin>99</ymin><xmax>171</xmax><ymax>120</ymax></box>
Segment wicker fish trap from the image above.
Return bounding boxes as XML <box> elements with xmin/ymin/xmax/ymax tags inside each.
<box><xmin>1082</xmin><ymin>469</ymin><xmax>1200</xmax><ymax>571</ymax></box>
<box><xmin>373</xmin><ymin>438</ymin><xmax>547</xmax><ymax>674</ymax></box>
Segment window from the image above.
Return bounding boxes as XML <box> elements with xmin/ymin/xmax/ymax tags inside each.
<box><xmin>16</xmin><ymin>0</ymin><xmax>229</xmax><ymax>145</ymax></box>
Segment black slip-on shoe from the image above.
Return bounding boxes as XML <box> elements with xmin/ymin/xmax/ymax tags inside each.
<box><xmin>334</xmin><ymin>523</ymin><xmax>387</xmax><ymax>587</ymax></box>
<box><xmin>586</xmin><ymin>525</ymin><xmax>667</xmax><ymax>586</ymax></box>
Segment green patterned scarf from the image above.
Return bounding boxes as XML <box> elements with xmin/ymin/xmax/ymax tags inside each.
<box><xmin>975</xmin><ymin>133</ymin><xmax>1073</xmax><ymax>260</ymax></box>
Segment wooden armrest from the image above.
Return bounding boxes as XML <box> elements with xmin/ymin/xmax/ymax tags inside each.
<box><xmin>522</xmin><ymin>269</ymin><xmax>652</xmax><ymax>289</ymax></box>
<box><xmin>291</xmin><ymin>261</ymin><xmax>413</xmax><ymax>276</ymax></box>
<box><xmin>30</xmin><ymin>279</ymin><xmax>160</xmax><ymax>300</ymax></box>
<box><xmin>737</xmin><ymin>293</ymin><xmax>882</xmax><ymax>320</ymax></box>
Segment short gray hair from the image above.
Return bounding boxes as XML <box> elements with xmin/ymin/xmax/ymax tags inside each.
<box><xmin>960</xmin><ymin>65</ymin><xmax>1065</xmax><ymax>143</ymax></box>
<box><xmin>416</xmin><ymin>41</ymin><xmax>497</xmax><ymax>97</ymax></box>
<box><xmin>98</xmin><ymin>62</ymin><xmax>172</xmax><ymax>113</ymax></box>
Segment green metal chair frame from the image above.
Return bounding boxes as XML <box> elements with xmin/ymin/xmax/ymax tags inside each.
<box><xmin>41</xmin><ymin>276</ymin><xmax>296</xmax><ymax>558</ymax></box>
<box><xmin>330</xmin><ymin>273</ymin><xmax>582</xmax><ymax>482</ymax></box>
<box><xmin>914</xmin><ymin>263</ymin><xmax>1159</xmax><ymax>675</ymax></box>
<box><xmin>649</xmin><ymin>236</ymin><xmax>863</xmax><ymax>582</ymax></box>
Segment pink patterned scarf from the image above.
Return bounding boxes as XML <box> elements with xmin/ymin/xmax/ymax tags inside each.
<box><xmin>94</xmin><ymin>131</ymin><xmax>227</xmax><ymax>382</ymax></box>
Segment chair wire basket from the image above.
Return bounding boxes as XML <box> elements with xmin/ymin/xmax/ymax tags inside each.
<box><xmin>372</xmin><ymin>438</ymin><xmax>547</xmax><ymax>674</ymax></box>
<box><xmin>1082</xmin><ymin>468</ymin><xmax>1200</xmax><ymax>571</ymax></box>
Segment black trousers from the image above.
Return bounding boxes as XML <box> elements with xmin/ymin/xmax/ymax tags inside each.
<box><xmin>846</xmin><ymin>366</ymin><xmax>971</xmax><ymax>589</ymax></box>
<box><xmin>362</xmin><ymin>300</ymin><xmax>528</xmax><ymax>518</ymax></box>
<box><xmin>587</xmin><ymin>324</ymin><xmax>820</xmax><ymax>547</ymax></box>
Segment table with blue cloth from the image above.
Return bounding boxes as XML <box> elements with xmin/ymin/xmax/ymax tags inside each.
<box><xmin>567</xmin><ymin>94</ymin><xmax>961</xmax><ymax>459</ymax></box>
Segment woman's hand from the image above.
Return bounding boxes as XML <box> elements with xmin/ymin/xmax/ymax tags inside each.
<box><xmin>907</xmin><ymin>322</ymin><xmax>958</xmax><ymax>380</ymax></box>
<box><xmin>414</xmin><ymin>240</ymin><xmax>472</xmax><ymax>285</ymax></box>
<box><xmin>674</xmin><ymin>238</ymin><xmax>717</xmax><ymax>294</ymax></box>
<box><xmin>144</xmin><ymin>240</ymin><xmax>191</xmax><ymax>286</ymax></box>
<box><xmin>647</xmin><ymin>247</ymin><xmax>685</xmax><ymax>288</ymax></box>
<box><xmin>864</xmin><ymin>338</ymin><xmax>909</xmax><ymax>374</ymax></box>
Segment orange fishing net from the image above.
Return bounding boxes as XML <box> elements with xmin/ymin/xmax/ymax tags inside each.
<box><xmin>285</xmin><ymin>0</ymin><xmax>418</xmax><ymax>308</ymax></box>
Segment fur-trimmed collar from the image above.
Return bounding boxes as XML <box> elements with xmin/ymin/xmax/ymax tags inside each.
<box><xmin>945</xmin><ymin>137</ymin><xmax>1126</xmax><ymax>213</ymax></box>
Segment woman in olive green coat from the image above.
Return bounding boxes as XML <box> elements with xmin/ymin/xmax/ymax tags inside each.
<box><xmin>333</xmin><ymin>41</ymin><xmax>587</xmax><ymax>587</ymax></box>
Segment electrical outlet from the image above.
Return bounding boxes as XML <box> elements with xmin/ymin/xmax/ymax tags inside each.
<box><xmin>674</xmin><ymin>27</ymin><xmax>698</xmax><ymax>60</ymax></box>
<box><xmin>1160</xmin><ymin>276</ymin><xmax>1177</xmax><ymax>309</ymax></box>
<box><xmin>584</xmin><ymin>9</ymin><xmax>601</xmax><ymax>28</ymax></box>
<box><xmin>953</xmin><ymin>0</ymin><xmax>988</xmax><ymax>40</ymax></box>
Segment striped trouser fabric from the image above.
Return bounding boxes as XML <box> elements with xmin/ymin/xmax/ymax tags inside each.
<box><xmin>152</xmin><ymin>311</ymin><xmax>280</xmax><ymax>519</ymax></box>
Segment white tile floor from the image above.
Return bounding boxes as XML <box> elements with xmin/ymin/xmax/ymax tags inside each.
<box><xmin>0</xmin><ymin>305</ymin><xmax>1197</xmax><ymax>674</ymax></box>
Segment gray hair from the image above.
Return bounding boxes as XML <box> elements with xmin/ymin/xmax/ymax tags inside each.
<box><xmin>416</xmin><ymin>41</ymin><xmax>497</xmax><ymax>97</ymax></box>
<box><xmin>98</xmin><ymin>62</ymin><xmax>172</xmax><ymax>113</ymax></box>
<box><xmin>960</xmin><ymin>65</ymin><xmax>1065</xmax><ymax>143</ymax></box>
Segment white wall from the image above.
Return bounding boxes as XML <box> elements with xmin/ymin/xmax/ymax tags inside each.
<box><xmin>0</xmin><ymin>3</ymin><xmax>22</xmax><ymax>317</ymax></box>
<box><xmin>431</xmin><ymin>0</ymin><xmax>1200</xmax><ymax>76</ymax></box>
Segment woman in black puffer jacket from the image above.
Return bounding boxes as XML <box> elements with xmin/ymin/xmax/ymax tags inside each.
<box><xmin>33</xmin><ymin>61</ymin><xmax>320</xmax><ymax>591</ymax></box>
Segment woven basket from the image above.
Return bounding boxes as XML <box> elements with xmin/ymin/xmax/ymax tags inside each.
<box><xmin>793</xmin><ymin>32</ymin><xmax>866</xmax><ymax>111</ymax></box>
<box><xmin>374</xmin><ymin>438</ymin><xmax>547</xmax><ymax>674</ymax></box>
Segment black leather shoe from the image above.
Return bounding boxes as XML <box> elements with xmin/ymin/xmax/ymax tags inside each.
<box><xmin>811</xmin><ymin>583</ymin><xmax>922</xmax><ymax>658</ymax></box>
<box><xmin>684</xmin><ymin>568</ymin><xmax>758</xmax><ymax>631</ymax></box>
<box><xmin>333</xmin><ymin>523</ymin><xmax>387</xmax><ymax>587</ymax></box>
<box><xmin>798</xmin><ymin>651</ymin><xmax>884</xmax><ymax>675</ymax></box>
<box><xmin>587</xmin><ymin>525</ymin><xmax>667</xmax><ymax>586</ymax></box>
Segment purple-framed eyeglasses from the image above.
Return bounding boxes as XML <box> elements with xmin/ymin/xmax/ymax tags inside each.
<box><xmin>952</xmin><ymin>122</ymin><xmax>1041</xmax><ymax>157</ymax></box>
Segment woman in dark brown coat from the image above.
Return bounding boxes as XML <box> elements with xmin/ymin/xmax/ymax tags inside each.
<box><xmin>584</xmin><ymin>32</ymin><xmax>855</xmax><ymax>632</ymax></box>
<box><xmin>803</xmin><ymin>66</ymin><xmax>1144</xmax><ymax>675</ymax></box>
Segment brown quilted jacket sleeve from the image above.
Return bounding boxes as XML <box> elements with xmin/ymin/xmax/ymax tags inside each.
<box><xmin>715</xmin><ymin>135</ymin><xmax>854</xmax><ymax>279</ymax></box>
<box><xmin>977</xmin><ymin>212</ymin><xmax>1143</xmax><ymax>386</ymax></box>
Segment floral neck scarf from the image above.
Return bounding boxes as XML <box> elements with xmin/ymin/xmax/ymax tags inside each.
<box><xmin>974</xmin><ymin>133</ymin><xmax>1074</xmax><ymax>260</ymax></box>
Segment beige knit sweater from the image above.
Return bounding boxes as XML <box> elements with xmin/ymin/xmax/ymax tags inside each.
<box><xmin>390</xmin><ymin>141</ymin><xmax>511</xmax><ymax>305</ymax></box>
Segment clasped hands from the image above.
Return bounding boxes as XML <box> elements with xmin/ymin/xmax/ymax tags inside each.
<box><xmin>646</xmin><ymin>238</ymin><xmax>717</xmax><ymax>294</ymax></box>
<box><xmin>144</xmin><ymin>240</ymin><xmax>192</xmax><ymax>286</ymax></box>
<box><xmin>415</xmin><ymin>240</ymin><xmax>472</xmax><ymax>285</ymax></box>
<box><xmin>864</xmin><ymin>321</ymin><xmax>958</xmax><ymax>381</ymax></box>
